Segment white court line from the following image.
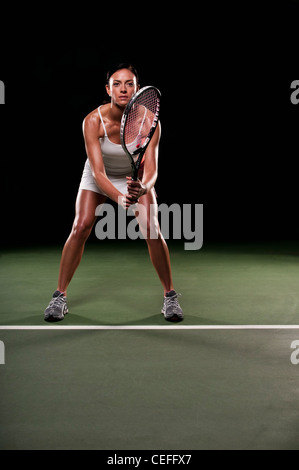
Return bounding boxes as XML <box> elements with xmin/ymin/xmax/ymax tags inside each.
<box><xmin>1</xmin><ymin>325</ymin><xmax>299</xmax><ymax>330</ymax></box>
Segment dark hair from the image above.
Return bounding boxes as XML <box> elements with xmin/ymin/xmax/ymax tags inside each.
<box><xmin>106</xmin><ymin>63</ymin><xmax>140</xmax><ymax>85</ymax></box>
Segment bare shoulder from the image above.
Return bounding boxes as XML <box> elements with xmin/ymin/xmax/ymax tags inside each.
<box><xmin>82</xmin><ymin>107</ymin><xmax>102</xmax><ymax>139</ymax></box>
<box><xmin>98</xmin><ymin>103</ymin><xmax>110</xmax><ymax>117</ymax></box>
<box><xmin>83</xmin><ymin>108</ymin><xmax>99</xmax><ymax>129</ymax></box>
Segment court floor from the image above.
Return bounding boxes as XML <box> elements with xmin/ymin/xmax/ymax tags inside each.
<box><xmin>1</xmin><ymin>240</ymin><xmax>299</xmax><ymax>449</ymax></box>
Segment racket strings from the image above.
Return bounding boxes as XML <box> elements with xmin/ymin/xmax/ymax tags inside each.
<box><xmin>124</xmin><ymin>89</ymin><xmax>159</xmax><ymax>148</ymax></box>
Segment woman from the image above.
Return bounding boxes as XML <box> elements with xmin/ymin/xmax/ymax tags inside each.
<box><xmin>44</xmin><ymin>63</ymin><xmax>183</xmax><ymax>323</ymax></box>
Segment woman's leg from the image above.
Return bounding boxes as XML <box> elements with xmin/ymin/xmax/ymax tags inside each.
<box><xmin>136</xmin><ymin>190</ymin><xmax>183</xmax><ymax>321</ymax></box>
<box><xmin>136</xmin><ymin>189</ymin><xmax>174</xmax><ymax>295</ymax></box>
<box><xmin>57</xmin><ymin>189</ymin><xmax>106</xmax><ymax>294</ymax></box>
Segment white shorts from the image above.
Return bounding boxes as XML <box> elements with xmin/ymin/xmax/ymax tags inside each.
<box><xmin>79</xmin><ymin>159</ymin><xmax>128</xmax><ymax>196</ymax></box>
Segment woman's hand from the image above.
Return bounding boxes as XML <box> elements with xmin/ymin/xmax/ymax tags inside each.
<box><xmin>126</xmin><ymin>177</ymin><xmax>146</xmax><ymax>203</ymax></box>
<box><xmin>121</xmin><ymin>194</ymin><xmax>137</xmax><ymax>210</ymax></box>
<box><xmin>119</xmin><ymin>177</ymin><xmax>146</xmax><ymax>210</ymax></box>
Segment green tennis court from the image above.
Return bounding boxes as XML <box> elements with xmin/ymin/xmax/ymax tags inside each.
<box><xmin>1</xmin><ymin>240</ymin><xmax>299</xmax><ymax>449</ymax></box>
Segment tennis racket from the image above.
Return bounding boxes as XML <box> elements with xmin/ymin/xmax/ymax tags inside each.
<box><xmin>120</xmin><ymin>86</ymin><xmax>161</xmax><ymax>181</ymax></box>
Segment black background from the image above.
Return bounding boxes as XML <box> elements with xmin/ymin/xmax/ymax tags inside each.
<box><xmin>1</xmin><ymin>1</ymin><xmax>299</xmax><ymax>248</ymax></box>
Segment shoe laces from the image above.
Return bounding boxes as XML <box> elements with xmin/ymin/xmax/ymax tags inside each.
<box><xmin>49</xmin><ymin>294</ymin><xmax>65</xmax><ymax>308</ymax></box>
<box><xmin>164</xmin><ymin>293</ymin><xmax>182</xmax><ymax>313</ymax></box>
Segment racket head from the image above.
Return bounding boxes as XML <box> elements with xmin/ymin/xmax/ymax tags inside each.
<box><xmin>120</xmin><ymin>86</ymin><xmax>161</xmax><ymax>165</ymax></box>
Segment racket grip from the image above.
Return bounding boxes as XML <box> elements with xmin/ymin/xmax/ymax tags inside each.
<box><xmin>132</xmin><ymin>168</ymin><xmax>138</xmax><ymax>181</ymax></box>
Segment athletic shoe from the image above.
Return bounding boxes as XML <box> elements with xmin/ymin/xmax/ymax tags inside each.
<box><xmin>161</xmin><ymin>290</ymin><xmax>184</xmax><ymax>322</ymax></box>
<box><xmin>44</xmin><ymin>290</ymin><xmax>68</xmax><ymax>322</ymax></box>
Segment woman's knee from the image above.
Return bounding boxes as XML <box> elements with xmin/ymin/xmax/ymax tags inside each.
<box><xmin>139</xmin><ymin>216</ymin><xmax>161</xmax><ymax>240</ymax></box>
<box><xmin>71</xmin><ymin>218</ymin><xmax>94</xmax><ymax>241</ymax></box>
<box><xmin>135</xmin><ymin>199</ymin><xmax>160</xmax><ymax>240</ymax></box>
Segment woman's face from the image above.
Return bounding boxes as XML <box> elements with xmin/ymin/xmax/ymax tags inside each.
<box><xmin>106</xmin><ymin>69</ymin><xmax>138</xmax><ymax>107</ymax></box>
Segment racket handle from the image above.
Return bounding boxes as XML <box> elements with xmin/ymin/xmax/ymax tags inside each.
<box><xmin>132</xmin><ymin>149</ymin><xmax>144</xmax><ymax>181</ymax></box>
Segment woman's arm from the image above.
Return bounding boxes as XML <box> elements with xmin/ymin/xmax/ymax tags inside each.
<box><xmin>82</xmin><ymin>112</ymin><xmax>124</xmax><ymax>205</ymax></box>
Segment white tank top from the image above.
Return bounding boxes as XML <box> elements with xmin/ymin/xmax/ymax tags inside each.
<box><xmin>98</xmin><ymin>106</ymin><xmax>138</xmax><ymax>176</ymax></box>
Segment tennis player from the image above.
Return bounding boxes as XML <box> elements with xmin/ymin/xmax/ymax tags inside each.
<box><xmin>44</xmin><ymin>63</ymin><xmax>184</xmax><ymax>323</ymax></box>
